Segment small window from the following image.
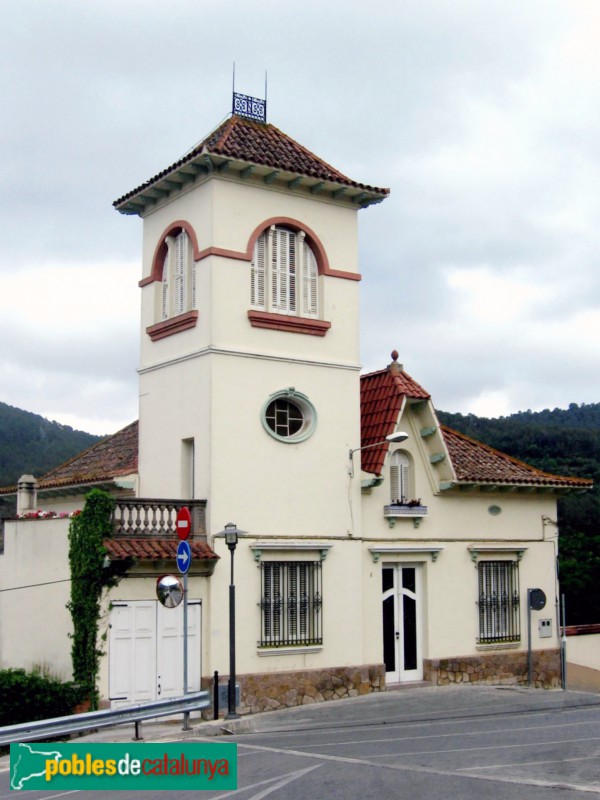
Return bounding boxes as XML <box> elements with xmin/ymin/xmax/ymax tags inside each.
<box><xmin>390</xmin><ymin>451</ymin><xmax>411</xmax><ymax>503</ymax></box>
<box><xmin>251</xmin><ymin>226</ymin><xmax>318</xmax><ymax>318</ymax></box>
<box><xmin>261</xmin><ymin>388</ymin><xmax>317</xmax><ymax>443</ymax></box>
<box><xmin>160</xmin><ymin>230</ymin><xmax>195</xmax><ymax>320</ymax></box>
<box><xmin>260</xmin><ymin>561</ymin><xmax>322</xmax><ymax>647</ymax></box>
<box><xmin>478</xmin><ymin>561</ymin><xmax>520</xmax><ymax>644</ymax></box>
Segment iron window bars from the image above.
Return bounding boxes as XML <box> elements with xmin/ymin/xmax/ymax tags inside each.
<box><xmin>260</xmin><ymin>561</ymin><xmax>322</xmax><ymax>647</ymax></box>
<box><xmin>478</xmin><ymin>560</ymin><xmax>520</xmax><ymax>644</ymax></box>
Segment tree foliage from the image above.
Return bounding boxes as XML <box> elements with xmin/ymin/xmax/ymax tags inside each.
<box><xmin>67</xmin><ymin>489</ymin><xmax>128</xmax><ymax>707</ymax></box>
<box><xmin>0</xmin><ymin>400</ymin><xmax>102</xmax><ymax>488</ymax></box>
<box><xmin>438</xmin><ymin>403</ymin><xmax>600</xmax><ymax>625</ymax></box>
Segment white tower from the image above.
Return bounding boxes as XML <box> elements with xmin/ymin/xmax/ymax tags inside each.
<box><xmin>114</xmin><ymin>104</ymin><xmax>389</xmax><ymax>539</ymax></box>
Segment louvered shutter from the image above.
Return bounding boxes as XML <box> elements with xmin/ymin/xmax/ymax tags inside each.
<box><xmin>390</xmin><ymin>451</ymin><xmax>410</xmax><ymax>503</ymax></box>
<box><xmin>174</xmin><ymin>231</ymin><xmax>187</xmax><ymax>316</ymax></box>
<box><xmin>300</xmin><ymin>234</ymin><xmax>318</xmax><ymax>317</ymax></box>
<box><xmin>251</xmin><ymin>233</ymin><xmax>266</xmax><ymax>309</ymax></box>
<box><xmin>161</xmin><ymin>253</ymin><xmax>169</xmax><ymax>320</ymax></box>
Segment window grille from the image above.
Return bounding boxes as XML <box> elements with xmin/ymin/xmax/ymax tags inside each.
<box><xmin>260</xmin><ymin>561</ymin><xmax>322</xmax><ymax>647</ymax></box>
<box><xmin>478</xmin><ymin>560</ymin><xmax>520</xmax><ymax>644</ymax></box>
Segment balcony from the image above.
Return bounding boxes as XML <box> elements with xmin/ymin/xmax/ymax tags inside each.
<box><xmin>112</xmin><ymin>498</ymin><xmax>207</xmax><ymax>538</ymax></box>
<box><xmin>383</xmin><ymin>503</ymin><xmax>428</xmax><ymax>529</ymax></box>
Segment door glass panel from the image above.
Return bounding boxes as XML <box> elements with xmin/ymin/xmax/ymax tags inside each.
<box><xmin>402</xmin><ymin>567</ymin><xmax>416</xmax><ymax>594</ymax></box>
<box><xmin>402</xmin><ymin>594</ymin><xmax>417</xmax><ymax>671</ymax></box>
<box><xmin>382</xmin><ymin>595</ymin><xmax>396</xmax><ymax>672</ymax></box>
<box><xmin>382</xmin><ymin>567</ymin><xmax>394</xmax><ymax>593</ymax></box>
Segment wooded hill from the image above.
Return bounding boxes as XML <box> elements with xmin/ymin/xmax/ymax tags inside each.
<box><xmin>0</xmin><ymin>401</ymin><xmax>102</xmax><ymax>489</ymax></box>
<box><xmin>437</xmin><ymin>403</ymin><xmax>599</xmax><ymax>625</ymax></box>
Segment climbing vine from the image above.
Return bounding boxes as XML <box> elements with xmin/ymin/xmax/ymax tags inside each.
<box><xmin>67</xmin><ymin>489</ymin><xmax>128</xmax><ymax>708</ymax></box>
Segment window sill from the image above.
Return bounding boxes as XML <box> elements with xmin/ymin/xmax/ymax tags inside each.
<box><xmin>476</xmin><ymin>642</ymin><xmax>521</xmax><ymax>651</ymax></box>
<box><xmin>248</xmin><ymin>310</ymin><xmax>331</xmax><ymax>337</ymax></box>
<box><xmin>257</xmin><ymin>645</ymin><xmax>323</xmax><ymax>657</ymax></box>
<box><xmin>383</xmin><ymin>504</ymin><xmax>428</xmax><ymax>529</ymax></box>
<box><xmin>146</xmin><ymin>310</ymin><xmax>198</xmax><ymax>341</ymax></box>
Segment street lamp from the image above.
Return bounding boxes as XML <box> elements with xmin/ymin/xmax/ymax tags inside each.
<box><xmin>223</xmin><ymin>523</ymin><xmax>239</xmax><ymax>719</ymax></box>
<box><xmin>348</xmin><ymin>431</ymin><xmax>409</xmax><ymax>477</ymax></box>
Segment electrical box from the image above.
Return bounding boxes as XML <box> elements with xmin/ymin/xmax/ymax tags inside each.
<box><xmin>217</xmin><ymin>683</ymin><xmax>240</xmax><ymax>708</ymax></box>
<box><xmin>538</xmin><ymin>618</ymin><xmax>552</xmax><ymax>638</ymax></box>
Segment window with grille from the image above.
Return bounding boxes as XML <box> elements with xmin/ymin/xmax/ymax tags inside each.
<box><xmin>260</xmin><ymin>561</ymin><xmax>323</xmax><ymax>647</ymax></box>
<box><xmin>478</xmin><ymin>560</ymin><xmax>520</xmax><ymax>644</ymax></box>
<box><xmin>251</xmin><ymin>226</ymin><xmax>318</xmax><ymax>318</ymax></box>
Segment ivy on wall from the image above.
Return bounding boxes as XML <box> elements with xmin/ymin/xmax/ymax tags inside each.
<box><xmin>67</xmin><ymin>489</ymin><xmax>129</xmax><ymax>708</ymax></box>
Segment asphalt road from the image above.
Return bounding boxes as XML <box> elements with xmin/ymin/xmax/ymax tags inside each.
<box><xmin>1</xmin><ymin>686</ymin><xmax>599</xmax><ymax>798</ymax></box>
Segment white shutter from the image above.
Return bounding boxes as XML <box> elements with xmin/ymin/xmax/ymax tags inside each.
<box><xmin>174</xmin><ymin>231</ymin><xmax>187</xmax><ymax>316</ymax></box>
<box><xmin>251</xmin><ymin>233</ymin><xmax>266</xmax><ymax>309</ymax></box>
<box><xmin>300</xmin><ymin>235</ymin><xmax>318</xmax><ymax>317</ymax></box>
<box><xmin>288</xmin><ymin>230</ymin><xmax>296</xmax><ymax>313</ymax></box>
<box><xmin>390</xmin><ymin>451</ymin><xmax>410</xmax><ymax>503</ymax></box>
<box><xmin>161</xmin><ymin>253</ymin><xmax>169</xmax><ymax>320</ymax></box>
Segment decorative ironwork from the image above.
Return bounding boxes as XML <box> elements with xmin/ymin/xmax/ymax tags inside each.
<box><xmin>478</xmin><ymin>560</ymin><xmax>520</xmax><ymax>643</ymax></box>
<box><xmin>259</xmin><ymin>561</ymin><xmax>322</xmax><ymax>647</ymax></box>
<box><xmin>233</xmin><ymin>92</ymin><xmax>266</xmax><ymax>123</ymax></box>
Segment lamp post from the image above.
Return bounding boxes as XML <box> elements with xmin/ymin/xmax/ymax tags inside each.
<box><xmin>224</xmin><ymin>523</ymin><xmax>240</xmax><ymax>719</ymax></box>
<box><xmin>348</xmin><ymin>431</ymin><xmax>409</xmax><ymax>477</ymax></box>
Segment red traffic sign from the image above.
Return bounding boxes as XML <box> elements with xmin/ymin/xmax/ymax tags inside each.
<box><xmin>176</xmin><ymin>507</ymin><xmax>192</xmax><ymax>540</ymax></box>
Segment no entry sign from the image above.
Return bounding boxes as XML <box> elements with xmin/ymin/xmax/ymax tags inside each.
<box><xmin>176</xmin><ymin>507</ymin><xmax>192</xmax><ymax>540</ymax></box>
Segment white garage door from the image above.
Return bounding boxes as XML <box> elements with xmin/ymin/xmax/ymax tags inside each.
<box><xmin>108</xmin><ymin>599</ymin><xmax>201</xmax><ymax>705</ymax></box>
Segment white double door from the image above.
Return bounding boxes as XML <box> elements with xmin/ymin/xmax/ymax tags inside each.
<box><xmin>108</xmin><ymin>599</ymin><xmax>201</xmax><ymax>706</ymax></box>
<box><xmin>382</xmin><ymin>564</ymin><xmax>422</xmax><ymax>683</ymax></box>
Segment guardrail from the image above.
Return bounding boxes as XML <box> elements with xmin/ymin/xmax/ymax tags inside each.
<box><xmin>0</xmin><ymin>691</ymin><xmax>210</xmax><ymax>746</ymax></box>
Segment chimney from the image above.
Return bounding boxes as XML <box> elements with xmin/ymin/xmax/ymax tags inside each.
<box><xmin>17</xmin><ymin>475</ymin><xmax>38</xmax><ymax>515</ymax></box>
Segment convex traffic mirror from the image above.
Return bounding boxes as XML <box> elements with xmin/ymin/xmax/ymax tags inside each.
<box><xmin>156</xmin><ymin>574</ymin><xmax>184</xmax><ymax>608</ymax></box>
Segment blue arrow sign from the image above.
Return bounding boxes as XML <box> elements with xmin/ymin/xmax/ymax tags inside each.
<box><xmin>176</xmin><ymin>539</ymin><xmax>192</xmax><ymax>574</ymax></box>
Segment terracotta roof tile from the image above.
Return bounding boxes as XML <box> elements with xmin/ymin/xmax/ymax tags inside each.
<box><xmin>37</xmin><ymin>421</ymin><xmax>138</xmax><ymax>491</ymax></box>
<box><xmin>360</xmin><ymin>364</ymin><xmax>430</xmax><ymax>474</ymax></box>
<box><xmin>114</xmin><ymin>115</ymin><xmax>389</xmax><ymax>208</ymax></box>
<box><xmin>441</xmin><ymin>426</ymin><xmax>592</xmax><ymax>488</ymax></box>
<box><xmin>104</xmin><ymin>537</ymin><xmax>218</xmax><ymax>562</ymax></box>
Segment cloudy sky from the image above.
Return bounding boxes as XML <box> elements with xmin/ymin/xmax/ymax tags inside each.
<box><xmin>1</xmin><ymin>0</ymin><xmax>599</xmax><ymax>435</ymax></box>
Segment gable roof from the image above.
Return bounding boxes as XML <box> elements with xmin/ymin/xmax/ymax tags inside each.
<box><xmin>360</xmin><ymin>356</ymin><xmax>430</xmax><ymax>474</ymax></box>
<box><xmin>360</xmin><ymin>355</ymin><xmax>592</xmax><ymax>490</ymax></box>
<box><xmin>113</xmin><ymin>114</ymin><xmax>389</xmax><ymax>215</ymax></box>
<box><xmin>0</xmin><ymin>421</ymin><xmax>139</xmax><ymax>497</ymax></box>
<box><xmin>441</xmin><ymin>426</ymin><xmax>591</xmax><ymax>489</ymax></box>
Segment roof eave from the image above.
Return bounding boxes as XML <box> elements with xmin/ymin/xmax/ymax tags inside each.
<box><xmin>114</xmin><ymin>151</ymin><xmax>389</xmax><ymax>217</ymax></box>
<box><xmin>439</xmin><ymin>480</ymin><xmax>591</xmax><ymax>495</ymax></box>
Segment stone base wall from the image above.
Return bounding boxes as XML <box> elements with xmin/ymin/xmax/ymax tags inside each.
<box><xmin>425</xmin><ymin>649</ymin><xmax>561</xmax><ymax>689</ymax></box>
<box><xmin>203</xmin><ymin>663</ymin><xmax>386</xmax><ymax>717</ymax></box>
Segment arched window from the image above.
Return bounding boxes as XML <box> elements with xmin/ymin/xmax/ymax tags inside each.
<box><xmin>160</xmin><ymin>229</ymin><xmax>195</xmax><ymax>320</ymax></box>
<box><xmin>251</xmin><ymin>226</ymin><xmax>318</xmax><ymax>318</ymax></box>
<box><xmin>390</xmin><ymin>451</ymin><xmax>411</xmax><ymax>504</ymax></box>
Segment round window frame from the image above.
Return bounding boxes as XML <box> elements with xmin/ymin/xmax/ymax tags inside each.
<box><xmin>261</xmin><ymin>388</ymin><xmax>317</xmax><ymax>444</ymax></box>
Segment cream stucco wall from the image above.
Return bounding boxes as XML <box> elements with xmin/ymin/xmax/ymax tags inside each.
<box><xmin>0</xmin><ymin>518</ymin><xmax>73</xmax><ymax>679</ymax></box>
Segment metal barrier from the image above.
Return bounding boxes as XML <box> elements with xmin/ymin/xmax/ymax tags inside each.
<box><xmin>0</xmin><ymin>691</ymin><xmax>210</xmax><ymax>745</ymax></box>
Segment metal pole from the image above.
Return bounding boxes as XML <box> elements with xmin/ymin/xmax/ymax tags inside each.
<box><xmin>527</xmin><ymin>589</ymin><xmax>533</xmax><ymax>687</ymax></box>
<box><xmin>182</xmin><ymin>571</ymin><xmax>190</xmax><ymax>731</ymax></box>
<box><xmin>561</xmin><ymin>594</ymin><xmax>568</xmax><ymax>690</ymax></box>
<box><xmin>226</xmin><ymin>547</ymin><xmax>239</xmax><ymax>719</ymax></box>
<box><xmin>213</xmin><ymin>670</ymin><xmax>219</xmax><ymax>720</ymax></box>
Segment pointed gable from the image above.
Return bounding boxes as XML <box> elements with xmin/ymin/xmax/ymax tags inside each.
<box><xmin>360</xmin><ymin>352</ymin><xmax>430</xmax><ymax>474</ymax></box>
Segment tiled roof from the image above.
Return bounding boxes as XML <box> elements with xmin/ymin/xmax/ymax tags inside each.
<box><xmin>113</xmin><ymin>114</ymin><xmax>389</xmax><ymax>209</ymax></box>
<box><xmin>360</xmin><ymin>360</ymin><xmax>430</xmax><ymax>474</ymax></box>
<box><xmin>104</xmin><ymin>536</ymin><xmax>218</xmax><ymax>562</ymax></box>
<box><xmin>441</xmin><ymin>426</ymin><xmax>592</xmax><ymax>488</ymax></box>
<box><xmin>38</xmin><ymin>421</ymin><xmax>138</xmax><ymax>491</ymax></box>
